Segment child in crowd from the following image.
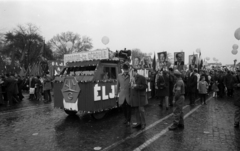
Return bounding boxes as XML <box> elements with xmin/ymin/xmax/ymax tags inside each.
<box><xmin>212</xmin><ymin>80</ymin><xmax>219</xmax><ymax>98</ymax></box>
<box><xmin>199</xmin><ymin>76</ymin><xmax>208</xmax><ymax>104</ymax></box>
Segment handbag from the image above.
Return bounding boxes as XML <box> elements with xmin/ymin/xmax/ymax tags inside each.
<box><xmin>158</xmin><ymin>76</ymin><xmax>166</xmax><ymax>90</ymax></box>
<box><xmin>29</xmin><ymin>88</ymin><xmax>35</xmax><ymax>94</ymax></box>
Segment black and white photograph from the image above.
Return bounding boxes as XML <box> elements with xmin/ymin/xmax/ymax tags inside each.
<box><xmin>0</xmin><ymin>0</ymin><xmax>240</xmax><ymax>151</ymax></box>
<box><xmin>174</xmin><ymin>52</ymin><xmax>185</xmax><ymax>66</ymax></box>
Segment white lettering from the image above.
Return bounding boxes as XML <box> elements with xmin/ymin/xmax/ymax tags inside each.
<box><xmin>64</xmin><ymin>49</ymin><xmax>109</xmax><ymax>65</ymax></box>
<box><xmin>102</xmin><ymin>86</ymin><xmax>109</xmax><ymax>100</ymax></box>
<box><xmin>109</xmin><ymin>85</ymin><xmax>115</xmax><ymax>99</ymax></box>
<box><xmin>94</xmin><ymin>84</ymin><xmax>101</xmax><ymax>101</ymax></box>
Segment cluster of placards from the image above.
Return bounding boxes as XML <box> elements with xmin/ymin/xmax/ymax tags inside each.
<box><xmin>132</xmin><ymin>55</ymin><xmax>152</xmax><ymax>69</ymax></box>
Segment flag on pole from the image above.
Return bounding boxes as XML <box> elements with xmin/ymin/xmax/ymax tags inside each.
<box><xmin>20</xmin><ymin>44</ymin><xmax>27</xmax><ymax>62</ymax></box>
<box><xmin>152</xmin><ymin>52</ymin><xmax>156</xmax><ymax>71</ymax></box>
<box><xmin>198</xmin><ymin>51</ymin><xmax>203</xmax><ymax>70</ymax></box>
<box><xmin>39</xmin><ymin>40</ymin><xmax>46</xmax><ymax>61</ymax></box>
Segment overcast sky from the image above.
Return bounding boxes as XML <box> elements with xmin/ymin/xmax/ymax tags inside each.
<box><xmin>1</xmin><ymin>0</ymin><xmax>240</xmax><ymax>65</ymax></box>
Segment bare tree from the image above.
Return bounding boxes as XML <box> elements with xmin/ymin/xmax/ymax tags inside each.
<box><xmin>1</xmin><ymin>23</ymin><xmax>53</xmax><ymax>69</ymax></box>
<box><xmin>49</xmin><ymin>31</ymin><xmax>93</xmax><ymax>59</ymax></box>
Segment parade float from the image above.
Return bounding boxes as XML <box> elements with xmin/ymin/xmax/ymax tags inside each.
<box><xmin>53</xmin><ymin>49</ymin><xmax>152</xmax><ymax>119</ymax></box>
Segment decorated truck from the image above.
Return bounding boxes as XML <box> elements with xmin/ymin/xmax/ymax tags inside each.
<box><xmin>53</xmin><ymin>49</ymin><xmax>151</xmax><ymax>119</ymax></box>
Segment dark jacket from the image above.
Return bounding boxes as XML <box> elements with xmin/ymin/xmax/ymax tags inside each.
<box><xmin>4</xmin><ymin>76</ymin><xmax>18</xmax><ymax>94</ymax></box>
<box><xmin>174</xmin><ymin>61</ymin><xmax>184</xmax><ymax>66</ymax></box>
<box><xmin>224</xmin><ymin>73</ymin><xmax>236</xmax><ymax>89</ymax></box>
<box><xmin>130</xmin><ymin>74</ymin><xmax>148</xmax><ymax>107</ymax></box>
<box><xmin>187</xmin><ymin>72</ymin><xmax>198</xmax><ymax>93</ymax></box>
<box><xmin>156</xmin><ymin>73</ymin><xmax>170</xmax><ymax>97</ymax></box>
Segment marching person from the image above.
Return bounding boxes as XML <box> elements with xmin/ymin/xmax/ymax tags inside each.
<box><xmin>217</xmin><ymin>70</ymin><xmax>225</xmax><ymax>98</ymax></box>
<box><xmin>224</xmin><ymin>70</ymin><xmax>235</xmax><ymax>97</ymax></box>
<box><xmin>149</xmin><ymin>70</ymin><xmax>156</xmax><ymax>99</ymax></box>
<box><xmin>4</xmin><ymin>73</ymin><xmax>20</xmax><ymax>106</ymax></box>
<box><xmin>43</xmin><ymin>73</ymin><xmax>52</xmax><ymax>103</ymax></box>
<box><xmin>199</xmin><ymin>75</ymin><xmax>208</xmax><ymax>104</ymax></box>
<box><xmin>16</xmin><ymin>75</ymin><xmax>24</xmax><ymax>101</ymax></box>
<box><xmin>234</xmin><ymin>69</ymin><xmax>240</xmax><ymax>128</ymax></box>
<box><xmin>169</xmin><ymin>70</ymin><xmax>185</xmax><ymax>130</ymax></box>
<box><xmin>130</xmin><ymin>68</ymin><xmax>148</xmax><ymax>130</ymax></box>
<box><xmin>116</xmin><ymin>64</ymin><xmax>132</xmax><ymax>126</ymax></box>
<box><xmin>187</xmin><ymin>68</ymin><xmax>198</xmax><ymax>105</ymax></box>
<box><xmin>155</xmin><ymin>70</ymin><xmax>170</xmax><ymax>110</ymax></box>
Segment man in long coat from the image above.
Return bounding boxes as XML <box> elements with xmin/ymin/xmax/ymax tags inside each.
<box><xmin>187</xmin><ymin>68</ymin><xmax>197</xmax><ymax>105</ymax></box>
<box><xmin>130</xmin><ymin>68</ymin><xmax>148</xmax><ymax>129</ymax></box>
<box><xmin>224</xmin><ymin>70</ymin><xmax>236</xmax><ymax>97</ymax></box>
<box><xmin>116</xmin><ymin>64</ymin><xmax>131</xmax><ymax>126</ymax></box>
<box><xmin>155</xmin><ymin>70</ymin><xmax>170</xmax><ymax>110</ymax></box>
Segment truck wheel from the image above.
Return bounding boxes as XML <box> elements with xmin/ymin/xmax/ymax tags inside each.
<box><xmin>64</xmin><ymin>109</ymin><xmax>77</xmax><ymax>116</ymax></box>
<box><xmin>91</xmin><ymin>111</ymin><xmax>107</xmax><ymax>120</ymax></box>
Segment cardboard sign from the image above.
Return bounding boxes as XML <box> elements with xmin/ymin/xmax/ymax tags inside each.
<box><xmin>64</xmin><ymin>49</ymin><xmax>109</xmax><ymax>65</ymax></box>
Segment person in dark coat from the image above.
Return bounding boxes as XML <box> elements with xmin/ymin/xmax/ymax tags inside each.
<box><xmin>0</xmin><ymin>76</ymin><xmax>4</xmax><ymax>105</ymax></box>
<box><xmin>149</xmin><ymin>70</ymin><xmax>156</xmax><ymax>99</ymax></box>
<box><xmin>17</xmin><ymin>75</ymin><xmax>24</xmax><ymax>101</ymax></box>
<box><xmin>224</xmin><ymin>71</ymin><xmax>236</xmax><ymax>97</ymax></box>
<box><xmin>155</xmin><ymin>70</ymin><xmax>170</xmax><ymax>110</ymax></box>
<box><xmin>217</xmin><ymin>70</ymin><xmax>225</xmax><ymax>98</ymax></box>
<box><xmin>4</xmin><ymin>73</ymin><xmax>20</xmax><ymax>105</ymax></box>
<box><xmin>234</xmin><ymin>70</ymin><xmax>240</xmax><ymax>128</ymax></box>
<box><xmin>130</xmin><ymin>68</ymin><xmax>148</xmax><ymax>130</ymax></box>
<box><xmin>187</xmin><ymin>68</ymin><xmax>198</xmax><ymax>105</ymax></box>
<box><xmin>1</xmin><ymin>75</ymin><xmax>8</xmax><ymax>103</ymax></box>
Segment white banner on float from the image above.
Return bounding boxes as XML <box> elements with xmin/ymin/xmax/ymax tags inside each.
<box><xmin>64</xmin><ymin>49</ymin><xmax>109</xmax><ymax>65</ymax></box>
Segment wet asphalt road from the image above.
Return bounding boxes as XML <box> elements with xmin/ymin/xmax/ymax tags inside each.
<box><xmin>0</xmin><ymin>93</ymin><xmax>239</xmax><ymax>151</ymax></box>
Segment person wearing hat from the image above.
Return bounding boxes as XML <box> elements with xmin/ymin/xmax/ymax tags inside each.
<box><xmin>130</xmin><ymin>68</ymin><xmax>148</xmax><ymax>129</ymax></box>
<box><xmin>169</xmin><ymin>70</ymin><xmax>185</xmax><ymax>130</ymax></box>
<box><xmin>116</xmin><ymin>63</ymin><xmax>132</xmax><ymax>126</ymax></box>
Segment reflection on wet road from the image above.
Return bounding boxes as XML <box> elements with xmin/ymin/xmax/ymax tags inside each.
<box><xmin>0</xmin><ymin>94</ymin><xmax>239</xmax><ymax>151</ymax></box>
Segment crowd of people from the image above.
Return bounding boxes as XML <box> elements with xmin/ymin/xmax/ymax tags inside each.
<box><xmin>1</xmin><ymin>63</ymin><xmax>240</xmax><ymax>131</ymax></box>
<box><xmin>149</xmin><ymin>66</ymin><xmax>240</xmax><ymax>129</ymax></box>
<box><xmin>116</xmin><ymin>63</ymin><xmax>240</xmax><ymax>131</ymax></box>
<box><xmin>0</xmin><ymin>73</ymin><xmax>53</xmax><ymax>106</ymax></box>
